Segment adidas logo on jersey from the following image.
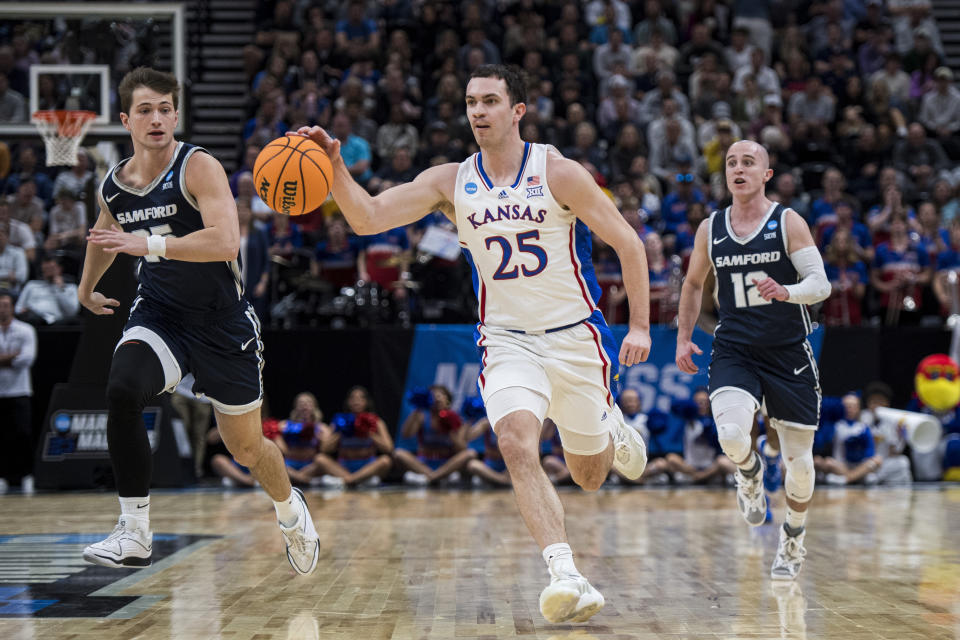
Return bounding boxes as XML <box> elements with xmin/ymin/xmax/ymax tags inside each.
<box><xmin>498</xmin><ymin>190</ymin><xmax>508</xmax><ymax>199</ymax></box>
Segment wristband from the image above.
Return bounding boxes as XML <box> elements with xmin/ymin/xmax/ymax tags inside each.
<box><xmin>147</xmin><ymin>234</ymin><xmax>167</xmax><ymax>258</ymax></box>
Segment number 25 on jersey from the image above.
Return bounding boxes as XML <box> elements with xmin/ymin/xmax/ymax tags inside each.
<box><xmin>485</xmin><ymin>230</ymin><xmax>548</xmax><ymax>280</ymax></box>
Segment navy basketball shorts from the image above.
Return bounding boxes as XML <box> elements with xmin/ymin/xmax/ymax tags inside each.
<box><xmin>116</xmin><ymin>298</ymin><xmax>264</xmax><ymax>415</ymax></box>
<box><xmin>708</xmin><ymin>338</ymin><xmax>821</xmax><ymax>428</ymax></box>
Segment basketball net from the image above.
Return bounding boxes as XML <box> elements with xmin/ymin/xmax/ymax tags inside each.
<box><xmin>31</xmin><ymin>110</ymin><xmax>97</xmax><ymax>166</ymax></box>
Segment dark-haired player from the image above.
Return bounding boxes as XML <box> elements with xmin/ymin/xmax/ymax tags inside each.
<box><xmin>79</xmin><ymin>67</ymin><xmax>319</xmax><ymax>575</ymax></box>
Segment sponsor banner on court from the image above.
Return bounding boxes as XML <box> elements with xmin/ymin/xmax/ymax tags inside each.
<box><xmin>398</xmin><ymin>324</ymin><xmax>824</xmax><ymax>425</ymax></box>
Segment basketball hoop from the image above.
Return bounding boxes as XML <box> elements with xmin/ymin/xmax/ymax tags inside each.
<box><xmin>31</xmin><ymin>110</ymin><xmax>97</xmax><ymax>166</ymax></box>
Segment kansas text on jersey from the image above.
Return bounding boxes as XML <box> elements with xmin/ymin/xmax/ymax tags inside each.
<box><xmin>708</xmin><ymin>202</ymin><xmax>812</xmax><ymax>346</ymax></box>
<box><xmin>99</xmin><ymin>142</ymin><xmax>243</xmax><ymax>316</ymax></box>
<box><xmin>454</xmin><ymin>142</ymin><xmax>602</xmax><ymax>332</ymax></box>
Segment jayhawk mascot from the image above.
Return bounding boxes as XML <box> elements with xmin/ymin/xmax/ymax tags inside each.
<box><xmin>910</xmin><ymin>354</ymin><xmax>960</xmax><ymax>480</ymax></box>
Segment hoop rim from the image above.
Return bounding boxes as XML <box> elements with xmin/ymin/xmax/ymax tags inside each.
<box><xmin>31</xmin><ymin>109</ymin><xmax>98</xmax><ymax>123</ymax></box>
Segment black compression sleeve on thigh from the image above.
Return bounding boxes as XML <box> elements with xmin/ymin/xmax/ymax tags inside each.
<box><xmin>106</xmin><ymin>340</ymin><xmax>168</xmax><ymax>497</ymax></box>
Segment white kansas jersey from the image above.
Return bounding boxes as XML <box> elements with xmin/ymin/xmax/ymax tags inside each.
<box><xmin>454</xmin><ymin>142</ymin><xmax>602</xmax><ymax>332</ymax></box>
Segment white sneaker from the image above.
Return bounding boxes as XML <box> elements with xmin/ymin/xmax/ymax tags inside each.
<box><xmin>825</xmin><ymin>473</ymin><xmax>847</xmax><ymax>486</ymax></box>
<box><xmin>21</xmin><ymin>475</ymin><xmax>34</xmax><ymax>494</ymax></box>
<box><xmin>734</xmin><ymin>455</ymin><xmax>767</xmax><ymax>527</ymax></box>
<box><xmin>0</xmin><ymin>478</ymin><xmax>8</xmax><ymax>494</ymax></box>
<box><xmin>319</xmin><ymin>475</ymin><xmax>346</xmax><ymax>488</ymax></box>
<box><xmin>221</xmin><ymin>477</ymin><xmax>235</xmax><ymax>488</ymax></box>
<box><xmin>771</xmin><ymin>525</ymin><xmax>807</xmax><ymax>580</ymax></box>
<box><xmin>403</xmin><ymin>471</ymin><xmax>429</xmax><ymax>486</ymax></box>
<box><xmin>611</xmin><ymin>417</ymin><xmax>647</xmax><ymax>480</ymax></box>
<box><xmin>539</xmin><ymin>574</ymin><xmax>605</xmax><ymax>623</ymax></box>
<box><xmin>358</xmin><ymin>475</ymin><xmax>381</xmax><ymax>488</ymax></box>
<box><xmin>279</xmin><ymin>487</ymin><xmax>319</xmax><ymax>576</ymax></box>
<box><xmin>82</xmin><ymin>516</ymin><xmax>152</xmax><ymax>568</ymax></box>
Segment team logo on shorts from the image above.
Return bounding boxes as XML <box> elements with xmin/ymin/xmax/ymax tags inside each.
<box><xmin>767</xmin><ymin>220</ymin><xmax>778</xmax><ymax>230</ymax></box>
<box><xmin>465</xmin><ymin>182</ymin><xmax>478</xmax><ymax>195</ymax></box>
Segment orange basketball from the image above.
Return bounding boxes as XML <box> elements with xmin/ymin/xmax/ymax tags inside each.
<box><xmin>253</xmin><ymin>135</ymin><xmax>333</xmax><ymax>216</ymax></box>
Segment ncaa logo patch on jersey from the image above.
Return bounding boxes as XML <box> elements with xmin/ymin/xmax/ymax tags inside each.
<box><xmin>161</xmin><ymin>169</ymin><xmax>174</xmax><ymax>190</ymax></box>
<box><xmin>465</xmin><ymin>182</ymin><xmax>478</xmax><ymax>195</ymax></box>
<box><xmin>767</xmin><ymin>220</ymin><xmax>778</xmax><ymax>230</ymax></box>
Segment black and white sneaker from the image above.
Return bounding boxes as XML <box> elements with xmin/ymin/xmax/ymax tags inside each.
<box><xmin>734</xmin><ymin>454</ymin><xmax>767</xmax><ymax>527</ymax></box>
<box><xmin>279</xmin><ymin>487</ymin><xmax>320</xmax><ymax>575</ymax></box>
<box><xmin>82</xmin><ymin>516</ymin><xmax>152</xmax><ymax>568</ymax></box>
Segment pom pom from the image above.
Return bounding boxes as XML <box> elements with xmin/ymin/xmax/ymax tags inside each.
<box><xmin>406</xmin><ymin>387</ymin><xmax>433</xmax><ymax>410</ymax></box>
<box><xmin>436</xmin><ymin>409</ymin><xmax>462</xmax><ymax>433</ymax></box>
<box><xmin>332</xmin><ymin>413</ymin><xmax>355</xmax><ymax>433</ymax></box>
<box><xmin>355</xmin><ymin>412</ymin><xmax>379</xmax><ymax>436</ymax></box>
<box><xmin>461</xmin><ymin>396</ymin><xmax>487</xmax><ymax>420</ymax></box>
<box><xmin>261</xmin><ymin>418</ymin><xmax>281</xmax><ymax>440</ymax></box>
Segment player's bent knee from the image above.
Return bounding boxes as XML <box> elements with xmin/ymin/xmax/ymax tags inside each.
<box><xmin>716</xmin><ymin>422</ymin><xmax>751</xmax><ymax>463</ymax></box>
<box><xmin>784</xmin><ymin>451</ymin><xmax>815</xmax><ymax>502</ymax></box>
<box><xmin>229</xmin><ymin>439</ymin><xmax>264</xmax><ymax>469</ymax></box>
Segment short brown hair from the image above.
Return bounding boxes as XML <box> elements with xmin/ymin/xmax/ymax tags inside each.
<box><xmin>469</xmin><ymin>64</ymin><xmax>527</xmax><ymax>106</ymax></box>
<box><xmin>118</xmin><ymin>67</ymin><xmax>180</xmax><ymax>113</ymax></box>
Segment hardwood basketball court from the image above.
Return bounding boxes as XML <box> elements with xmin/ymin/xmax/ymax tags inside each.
<box><xmin>0</xmin><ymin>486</ymin><xmax>957</xmax><ymax>639</ymax></box>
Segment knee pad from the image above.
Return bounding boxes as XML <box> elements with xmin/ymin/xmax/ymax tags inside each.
<box><xmin>773</xmin><ymin>421</ymin><xmax>816</xmax><ymax>502</ymax></box>
<box><xmin>710</xmin><ymin>389</ymin><xmax>757</xmax><ymax>462</ymax></box>
<box><xmin>784</xmin><ymin>450</ymin><xmax>815</xmax><ymax>502</ymax></box>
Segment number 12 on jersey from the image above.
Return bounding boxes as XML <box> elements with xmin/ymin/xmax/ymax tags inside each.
<box><xmin>730</xmin><ymin>270</ymin><xmax>771</xmax><ymax>307</ymax></box>
<box><xmin>485</xmin><ymin>230</ymin><xmax>548</xmax><ymax>280</ymax></box>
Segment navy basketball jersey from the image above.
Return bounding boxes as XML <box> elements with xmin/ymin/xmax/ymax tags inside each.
<box><xmin>708</xmin><ymin>202</ymin><xmax>811</xmax><ymax>346</ymax></box>
<box><xmin>99</xmin><ymin>142</ymin><xmax>243</xmax><ymax>316</ymax></box>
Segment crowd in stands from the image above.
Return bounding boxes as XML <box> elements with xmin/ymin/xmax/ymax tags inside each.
<box><xmin>4</xmin><ymin>1</ymin><xmax>960</xmax><ymax>328</ymax></box>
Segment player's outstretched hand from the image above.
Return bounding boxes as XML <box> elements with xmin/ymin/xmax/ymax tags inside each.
<box><xmin>79</xmin><ymin>291</ymin><xmax>121</xmax><ymax>315</ymax></box>
<box><xmin>620</xmin><ymin>328</ymin><xmax>651</xmax><ymax>366</ymax></box>
<box><xmin>291</xmin><ymin>126</ymin><xmax>341</xmax><ymax>163</ymax></box>
<box><xmin>88</xmin><ymin>225</ymin><xmax>148</xmax><ymax>257</ymax></box>
<box><xmin>752</xmin><ymin>276</ymin><xmax>789</xmax><ymax>302</ymax></box>
<box><xmin>675</xmin><ymin>339</ymin><xmax>703</xmax><ymax>374</ymax></box>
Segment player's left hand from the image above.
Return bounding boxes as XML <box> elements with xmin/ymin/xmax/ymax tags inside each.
<box><xmin>619</xmin><ymin>328</ymin><xmax>651</xmax><ymax>366</ymax></box>
<box><xmin>88</xmin><ymin>225</ymin><xmax>149</xmax><ymax>257</ymax></box>
<box><xmin>752</xmin><ymin>276</ymin><xmax>789</xmax><ymax>302</ymax></box>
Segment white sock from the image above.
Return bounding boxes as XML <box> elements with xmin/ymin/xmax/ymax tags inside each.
<box><xmin>785</xmin><ymin>506</ymin><xmax>807</xmax><ymax>532</ymax></box>
<box><xmin>762</xmin><ymin>441</ymin><xmax>779</xmax><ymax>458</ymax></box>
<box><xmin>119</xmin><ymin>496</ymin><xmax>150</xmax><ymax>528</ymax></box>
<box><xmin>274</xmin><ymin>491</ymin><xmax>299</xmax><ymax>527</ymax></box>
<box><xmin>542</xmin><ymin>542</ymin><xmax>579</xmax><ymax>578</ymax></box>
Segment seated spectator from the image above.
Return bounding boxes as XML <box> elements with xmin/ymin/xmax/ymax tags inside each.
<box><xmin>918</xmin><ymin>67</ymin><xmax>960</xmax><ymax>156</ymax></box>
<box><xmin>725</xmin><ymin>25</ymin><xmax>755</xmax><ymax>72</ymax></box>
<box><xmin>702</xmin><ymin>119</ymin><xmax>738</xmax><ymax>179</ymax></box>
<box><xmin>242</xmin><ymin>92</ymin><xmax>287</xmax><ymax>147</ymax></box>
<box><xmin>633</xmin><ymin>27</ymin><xmax>679</xmax><ymax>74</ymax></box>
<box><xmin>858</xmin><ymin>382</ymin><xmax>914</xmax><ymax>484</ymax></box>
<box><xmin>845</xmin><ymin>125</ymin><xmax>887</xmax><ymax>204</ymax></box>
<box><xmin>394</xmin><ymin>385</ymin><xmax>477</xmax><ymax>486</ymax></box>
<box><xmin>0</xmin><ymin>72</ymin><xmax>26</xmax><ymax>123</ymax></box>
<box><xmin>822</xmin><ymin>228</ymin><xmax>869</xmax><ymax>326</ymax></box>
<box><xmin>4</xmin><ymin>146</ymin><xmax>53</xmax><ymax>206</ymax></box>
<box><xmin>14</xmin><ymin>256</ymin><xmax>78</xmax><ymax>325</ymax></box>
<box><xmin>915</xmin><ymin>200</ymin><xmax>949</xmax><ymax>264</ymax></box>
<box><xmin>809</xmin><ymin>168</ymin><xmax>852</xmax><ymax>237</ymax></box>
<box><xmin>51</xmin><ymin>149</ymin><xmax>94</xmax><ymax>211</ymax></box>
<box><xmin>893</xmin><ymin>123</ymin><xmax>950</xmax><ymax>196</ymax></box>
<box><xmin>787</xmin><ymin>75</ymin><xmax>836</xmax><ymax>142</ymax></box>
<box><xmin>608</xmin><ymin>124</ymin><xmax>647</xmax><ymax>183</ymax></box>
<box><xmin>932</xmin><ymin>220</ymin><xmax>960</xmax><ymax>314</ymax></box>
<box><xmin>870</xmin><ymin>53</ymin><xmax>911</xmax><ymax>106</ymax></box>
<box><xmin>774</xmin><ymin>173</ymin><xmax>810</xmax><ymax>222</ymax></box>
<box><xmin>663</xmin><ymin>387</ymin><xmax>735</xmax><ymax>484</ymax></box>
<box><xmin>335</xmin><ymin>0</ymin><xmax>380</xmax><ymax>60</ymax></box>
<box><xmin>640</xmin><ymin>70</ymin><xmax>691</xmax><ymax>128</ymax></box>
<box><xmin>331</xmin><ymin>111</ymin><xmax>372</xmax><ymax>186</ymax></box>
<box><xmin>313</xmin><ymin>386</ymin><xmax>394</xmax><ymax>488</ymax></box>
<box><xmin>593</xmin><ymin>27</ymin><xmax>634</xmax><ymax>82</ymax></box>
<box><xmin>660</xmin><ymin>169</ymin><xmax>706</xmax><ymax>235</ymax></box>
<box><xmin>866</xmin><ymin>177</ymin><xmax>915</xmax><ymax>241</ymax></box>
<box><xmin>462</xmin><ymin>398</ymin><xmax>509</xmax><ymax>487</ymax></box>
<box><xmin>644</xmin><ymin>232</ymin><xmax>677</xmax><ymax>324</ymax></box>
<box><xmin>375</xmin><ymin>104</ymin><xmax>419</xmax><ymax>164</ymax></box>
<box><xmin>597</xmin><ymin>75</ymin><xmax>642</xmax><ymax>137</ymax></box>
<box><xmin>563</xmin><ymin>122</ymin><xmax>609</xmax><ymax>178</ymax></box>
<box><xmin>357</xmin><ymin>225</ymin><xmax>409</xmax><ymax>291</ymax></box>
<box><xmin>0</xmin><ymin>223</ymin><xmax>27</xmax><ymax>295</ymax></box>
<box><xmin>732</xmin><ymin>48</ymin><xmax>780</xmax><ymax>98</ymax></box>
<box><xmin>816</xmin><ymin>392</ymin><xmax>885</xmax><ymax>485</ymax></box>
<box><xmin>674</xmin><ymin>201</ymin><xmax>708</xmax><ymax>268</ymax></box>
<box><xmin>44</xmin><ymin>187</ymin><xmax>87</xmax><ymax>255</ymax></box>
<box><xmin>932</xmin><ymin>179</ymin><xmax>960</xmax><ymax>225</ymax></box>
<box><xmin>238</xmin><ymin>202</ymin><xmax>270</xmax><ymax>319</ymax></box>
<box><xmin>311</xmin><ymin>214</ymin><xmax>360</xmax><ymax>289</ymax></box>
<box><xmin>418</xmin><ymin>121</ymin><xmax>462</xmax><ymax>167</ymax></box>
<box><xmin>733</xmin><ymin>75</ymin><xmax>767</xmax><ymax>129</ymax></box>
<box><xmin>870</xmin><ymin>212</ymin><xmax>932</xmax><ymax>324</ymax></box>
<box><xmin>368</xmin><ymin>147</ymin><xmax>418</xmax><ymax>195</ymax></box>
<box><xmin>272</xmin><ymin>392</ymin><xmax>330</xmax><ymax>486</ymax></box>
<box><xmin>647</xmin><ymin>98</ymin><xmax>696</xmax><ymax>156</ymax></box>
<box><xmin>7</xmin><ymin>179</ymin><xmax>45</xmax><ymax>229</ymax></box>
<box><xmin>0</xmin><ymin>200</ymin><xmax>35</xmax><ymax>264</ymax></box>
<box><xmin>820</xmin><ymin>199</ymin><xmax>873</xmax><ymax>260</ymax></box>
<box><xmin>649</xmin><ymin>122</ymin><xmax>698</xmax><ymax>184</ymax></box>
<box><xmin>677</xmin><ymin>23</ymin><xmax>726</xmax><ymax>80</ymax></box>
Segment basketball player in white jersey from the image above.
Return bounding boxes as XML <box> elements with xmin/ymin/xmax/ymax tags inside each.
<box><xmin>675</xmin><ymin>140</ymin><xmax>831</xmax><ymax>580</ymax></box>
<box><xmin>298</xmin><ymin>64</ymin><xmax>651</xmax><ymax>623</ymax></box>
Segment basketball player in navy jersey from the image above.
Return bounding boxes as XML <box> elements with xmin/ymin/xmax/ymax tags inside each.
<box><xmin>675</xmin><ymin>140</ymin><xmax>831</xmax><ymax>579</ymax></box>
<box><xmin>77</xmin><ymin>68</ymin><xmax>320</xmax><ymax>575</ymax></box>
<box><xmin>297</xmin><ymin>64</ymin><xmax>651</xmax><ymax>623</ymax></box>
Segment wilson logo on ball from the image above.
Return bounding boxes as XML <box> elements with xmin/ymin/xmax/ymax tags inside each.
<box><xmin>280</xmin><ymin>181</ymin><xmax>298</xmax><ymax>212</ymax></box>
